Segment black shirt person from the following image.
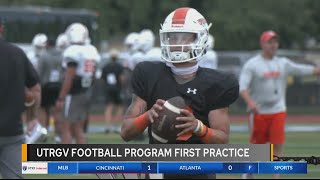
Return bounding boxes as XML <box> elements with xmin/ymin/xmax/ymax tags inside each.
<box><xmin>0</xmin><ymin>19</ymin><xmax>41</xmax><ymax>178</ymax></box>
<box><xmin>102</xmin><ymin>49</ymin><xmax>125</xmax><ymax>132</ymax></box>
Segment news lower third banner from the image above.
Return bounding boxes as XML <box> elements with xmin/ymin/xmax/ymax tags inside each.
<box><xmin>22</xmin><ymin>144</ymin><xmax>272</xmax><ymax>162</ymax></box>
<box><xmin>21</xmin><ymin>162</ymin><xmax>307</xmax><ymax>174</ymax></box>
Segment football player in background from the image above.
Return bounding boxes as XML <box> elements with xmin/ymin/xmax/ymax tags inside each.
<box><xmin>36</xmin><ymin>34</ymin><xmax>70</xmax><ymax>143</ymax></box>
<box><xmin>56</xmin><ymin>23</ymin><xmax>100</xmax><ymax>144</ymax></box>
<box><xmin>119</xmin><ymin>32</ymin><xmax>141</xmax><ymax>71</ymax></box>
<box><xmin>52</xmin><ymin>33</ymin><xmax>70</xmax><ymax>143</ymax></box>
<box><xmin>199</xmin><ymin>34</ymin><xmax>218</xmax><ymax>69</ymax></box>
<box><xmin>102</xmin><ymin>49</ymin><xmax>125</xmax><ymax>133</ymax></box>
<box><xmin>27</xmin><ymin>33</ymin><xmax>48</xmax><ymax>72</ymax></box>
<box><xmin>139</xmin><ymin>29</ymin><xmax>162</xmax><ymax>62</ymax></box>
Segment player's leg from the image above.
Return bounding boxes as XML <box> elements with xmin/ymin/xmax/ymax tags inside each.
<box><xmin>105</xmin><ymin>90</ymin><xmax>120</xmax><ymax>133</ymax></box>
<box><xmin>105</xmin><ymin>103</ymin><xmax>114</xmax><ymax>122</ymax></box>
<box><xmin>114</xmin><ymin>91</ymin><xmax>124</xmax><ymax>123</ymax></box>
<box><xmin>53</xmin><ymin>97</ymin><xmax>63</xmax><ymax>144</ymax></box>
<box><xmin>0</xmin><ymin>135</ymin><xmax>24</xmax><ymax>179</ymax></box>
<box><xmin>51</xmin><ymin>82</ymin><xmax>62</xmax><ymax>143</ymax></box>
<box><xmin>69</xmin><ymin>93</ymin><xmax>89</xmax><ymax>144</ymax></box>
<box><xmin>243</xmin><ymin>113</ymin><xmax>269</xmax><ymax>179</ymax></box>
<box><xmin>83</xmin><ymin>112</ymin><xmax>89</xmax><ymax>134</ymax></box>
<box><xmin>104</xmin><ymin>90</ymin><xmax>113</xmax><ymax>133</ymax></box>
<box><xmin>61</xmin><ymin>121</ymin><xmax>72</xmax><ymax>144</ymax></box>
<box><xmin>250</xmin><ymin>113</ymin><xmax>269</xmax><ymax>144</ymax></box>
<box><xmin>73</xmin><ymin>120</ymin><xmax>86</xmax><ymax>144</ymax></box>
<box><xmin>270</xmin><ymin>112</ymin><xmax>286</xmax><ymax>179</ymax></box>
<box><xmin>38</xmin><ymin>107</ymin><xmax>48</xmax><ymax>128</ymax></box>
<box><xmin>114</xmin><ymin>104</ymin><xmax>124</xmax><ymax>133</ymax></box>
<box><xmin>113</xmin><ymin>90</ymin><xmax>124</xmax><ymax>133</ymax></box>
<box><xmin>53</xmin><ymin>106</ymin><xmax>62</xmax><ymax>143</ymax></box>
<box><xmin>61</xmin><ymin>95</ymin><xmax>73</xmax><ymax>144</ymax></box>
<box><xmin>83</xmin><ymin>88</ymin><xmax>93</xmax><ymax>134</ymax></box>
<box><xmin>39</xmin><ymin>84</ymin><xmax>50</xmax><ymax>129</ymax></box>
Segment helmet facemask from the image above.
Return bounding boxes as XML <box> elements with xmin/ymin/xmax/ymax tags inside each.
<box><xmin>160</xmin><ymin>31</ymin><xmax>208</xmax><ymax>63</ymax></box>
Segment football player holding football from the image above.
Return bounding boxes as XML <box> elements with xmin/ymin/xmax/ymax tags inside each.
<box><xmin>121</xmin><ymin>7</ymin><xmax>239</xmax><ymax>179</ymax></box>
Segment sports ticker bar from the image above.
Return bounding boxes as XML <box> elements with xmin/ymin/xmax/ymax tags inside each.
<box><xmin>22</xmin><ymin>162</ymin><xmax>307</xmax><ymax>174</ymax></box>
<box><xmin>23</xmin><ymin>144</ymin><xmax>271</xmax><ymax>162</ymax></box>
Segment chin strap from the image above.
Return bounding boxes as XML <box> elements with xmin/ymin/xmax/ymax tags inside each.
<box><xmin>166</xmin><ymin>62</ymin><xmax>199</xmax><ymax>76</ymax></box>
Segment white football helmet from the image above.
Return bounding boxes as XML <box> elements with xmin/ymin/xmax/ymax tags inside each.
<box><xmin>139</xmin><ymin>29</ymin><xmax>155</xmax><ymax>52</ymax></box>
<box><xmin>124</xmin><ymin>32</ymin><xmax>140</xmax><ymax>53</ymax></box>
<box><xmin>160</xmin><ymin>7</ymin><xmax>212</xmax><ymax>63</ymax></box>
<box><xmin>65</xmin><ymin>23</ymin><xmax>89</xmax><ymax>44</ymax></box>
<box><xmin>207</xmin><ymin>34</ymin><xmax>215</xmax><ymax>49</ymax></box>
<box><xmin>109</xmin><ymin>48</ymin><xmax>119</xmax><ymax>58</ymax></box>
<box><xmin>32</xmin><ymin>33</ymin><xmax>48</xmax><ymax>47</ymax></box>
<box><xmin>56</xmin><ymin>33</ymin><xmax>70</xmax><ymax>50</ymax></box>
<box><xmin>85</xmin><ymin>37</ymin><xmax>91</xmax><ymax>45</ymax></box>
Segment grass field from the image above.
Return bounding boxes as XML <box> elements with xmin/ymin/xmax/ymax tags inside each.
<box><xmin>22</xmin><ymin>119</ymin><xmax>320</xmax><ymax>179</ymax></box>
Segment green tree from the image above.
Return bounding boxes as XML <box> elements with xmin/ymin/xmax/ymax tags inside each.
<box><xmin>0</xmin><ymin>0</ymin><xmax>319</xmax><ymax>50</ymax></box>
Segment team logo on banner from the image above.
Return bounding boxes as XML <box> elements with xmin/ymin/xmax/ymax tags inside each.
<box><xmin>22</xmin><ymin>166</ymin><xmax>27</xmax><ymax>171</ymax></box>
<box><xmin>22</xmin><ymin>162</ymin><xmax>48</xmax><ymax>174</ymax></box>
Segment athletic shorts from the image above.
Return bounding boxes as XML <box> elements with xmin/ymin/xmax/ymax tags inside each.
<box><xmin>249</xmin><ymin>112</ymin><xmax>286</xmax><ymax>144</ymax></box>
<box><xmin>61</xmin><ymin>92</ymin><xmax>90</xmax><ymax>123</ymax></box>
<box><xmin>105</xmin><ymin>88</ymin><xmax>122</xmax><ymax>105</ymax></box>
<box><xmin>41</xmin><ymin>82</ymin><xmax>61</xmax><ymax>108</ymax></box>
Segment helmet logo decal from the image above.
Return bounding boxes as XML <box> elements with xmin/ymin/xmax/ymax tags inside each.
<box><xmin>197</xmin><ymin>18</ymin><xmax>207</xmax><ymax>25</ymax></box>
<box><xmin>172</xmin><ymin>7</ymin><xmax>190</xmax><ymax>26</ymax></box>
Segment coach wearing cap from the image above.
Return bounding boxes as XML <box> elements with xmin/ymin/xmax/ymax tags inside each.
<box><xmin>0</xmin><ymin>19</ymin><xmax>41</xmax><ymax>178</ymax></box>
<box><xmin>239</xmin><ymin>30</ymin><xmax>320</xmax><ymax>178</ymax></box>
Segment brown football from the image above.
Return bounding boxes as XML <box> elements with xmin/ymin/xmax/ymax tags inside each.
<box><xmin>151</xmin><ymin>96</ymin><xmax>186</xmax><ymax>143</ymax></box>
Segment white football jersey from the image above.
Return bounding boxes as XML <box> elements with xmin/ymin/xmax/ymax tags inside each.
<box><xmin>27</xmin><ymin>51</ymin><xmax>40</xmax><ymax>72</ymax></box>
<box><xmin>144</xmin><ymin>47</ymin><xmax>162</xmax><ymax>62</ymax></box>
<box><xmin>131</xmin><ymin>51</ymin><xmax>145</xmax><ymax>69</ymax></box>
<box><xmin>198</xmin><ymin>50</ymin><xmax>218</xmax><ymax>69</ymax></box>
<box><xmin>119</xmin><ymin>51</ymin><xmax>134</xmax><ymax>70</ymax></box>
<box><xmin>63</xmin><ymin>44</ymin><xmax>101</xmax><ymax>88</ymax></box>
<box><xmin>87</xmin><ymin>44</ymin><xmax>101</xmax><ymax>64</ymax></box>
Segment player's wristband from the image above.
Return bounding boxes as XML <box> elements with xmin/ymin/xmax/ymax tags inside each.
<box><xmin>201</xmin><ymin>126</ymin><xmax>214</xmax><ymax>143</ymax></box>
<box><xmin>194</xmin><ymin>120</ymin><xmax>205</xmax><ymax>136</ymax></box>
<box><xmin>199</xmin><ymin>126</ymin><xmax>209</xmax><ymax>138</ymax></box>
<box><xmin>195</xmin><ymin>123</ymin><xmax>214</xmax><ymax>143</ymax></box>
<box><xmin>193</xmin><ymin>119</ymin><xmax>201</xmax><ymax>133</ymax></box>
<box><xmin>133</xmin><ymin>112</ymin><xmax>149</xmax><ymax>133</ymax></box>
<box><xmin>25</xmin><ymin>99</ymin><xmax>35</xmax><ymax>107</ymax></box>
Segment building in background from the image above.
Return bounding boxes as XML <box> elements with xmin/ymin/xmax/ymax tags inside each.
<box><xmin>0</xmin><ymin>5</ymin><xmax>99</xmax><ymax>52</ymax></box>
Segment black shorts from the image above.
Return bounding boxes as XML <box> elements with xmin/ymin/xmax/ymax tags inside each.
<box><xmin>105</xmin><ymin>88</ymin><xmax>122</xmax><ymax>105</ymax></box>
<box><xmin>41</xmin><ymin>82</ymin><xmax>61</xmax><ymax>108</ymax></box>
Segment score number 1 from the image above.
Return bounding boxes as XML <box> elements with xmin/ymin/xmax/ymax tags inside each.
<box><xmin>142</xmin><ymin>163</ymin><xmax>157</xmax><ymax>173</ymax></box>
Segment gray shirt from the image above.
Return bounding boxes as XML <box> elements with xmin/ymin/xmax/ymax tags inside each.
<box><xmin>38</xmin><ymin>48</ymin><xmax>63</xmax><ymax>85</ymax></box>
<box><xmin>239</xmin><ymin>54</ymin><xmax>314</xmax><ymax>114</ymax></box>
